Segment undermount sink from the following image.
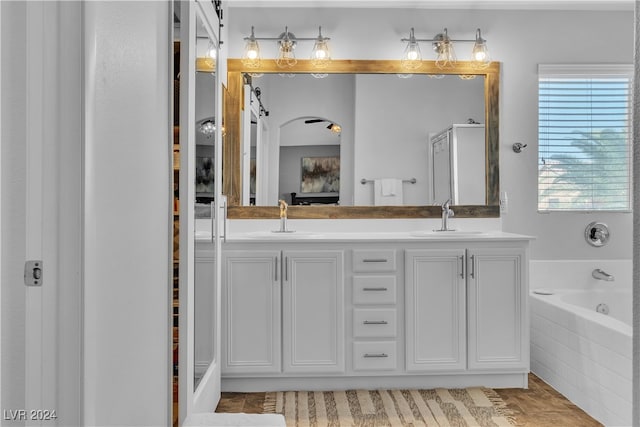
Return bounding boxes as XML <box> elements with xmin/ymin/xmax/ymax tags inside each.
<box><xmin>411</xmin><ymin>230</ymin><xmax>488</xmax><ymax>238</ymax></box>
<box><xmin>244</xmin><ymin>230</ymin><xmax>324</xmax><ymax>239</ymax></box>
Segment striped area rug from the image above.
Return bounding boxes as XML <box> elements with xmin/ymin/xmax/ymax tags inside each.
<box><xmin>263</xmin><ymin>388</ymin><xmax>515</xmax><ymax>426</ymax></box>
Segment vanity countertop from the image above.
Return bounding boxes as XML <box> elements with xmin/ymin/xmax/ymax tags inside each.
<box><xmin>196</xmin><ymin>230</ymin><xmax>535</xmax><ymax>243</ymax></box>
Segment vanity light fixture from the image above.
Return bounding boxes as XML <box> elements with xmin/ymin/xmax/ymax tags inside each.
<box><xmin>433</xmin><ymin>28</ymin><xmax>456</xmax><ymax>70</ymax></box>
<box><xmin>310</xmin><ymin>26</ymin><xmax>331</xmax><ymax>68</ymax></box>
<box><xmin>205</xmin><ymin>40</ymin><xmax>217</xmax><ymax>68</ymax></box>
<box><xmin>401</xmin><ymin>28</ymin><xmax>422</xmax><ymax>70</ymax></box>
<box><xmin>276</xmin><ymin>27</ymin><xmax>297</xmax><ymax>68</ymax></box>
<box><xmin>471</xmin><ymin>29</ymin><xmax>490</xmax><ymax>69</ymax></box>
<box><xmin>242</xmin><ymin>26</ymin><xmax>261</xmax><ymax>67</ymax></box>
<box><xmin>400</xmin><ymin>27</ymin><xmax>491</xmax><ymax>70</ymax></box>
<box><xmin>242</xmin><ymin>26</ymin><xmax>332</xmax><ymax>71</ymax></box>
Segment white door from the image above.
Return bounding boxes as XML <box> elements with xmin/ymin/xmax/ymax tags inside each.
<box><xmin>2</xmin><ymin>2</ymin><xmax>83</xmax><ymax>423</ymax></box>
<box><xmin>405</xmin><ymin>249</ymin><xmax>467</xmax><ymax>371</ymax></box>
<box><xmin>24</xmin><ymin>2</ymin><xmax>57</xmax><ymax>425</ymax></box>
<box><xmin>178</xmin><ymin>0</ymin><xmax>223</xmax><ymax>419</ymax></box>
<box><xmin>467</xmin><ymin>247</ymin><xmax>528</xmax><ymax>370</ymax></box>
<box><xmin>222</xmin><ymin>251</ymin><xmax>281</xmax><ymax>374</ymax></box>
<box><xmin>282</xmin><ymin>250</ymin><xmax>345</xmax><ymax>374</ymax></box>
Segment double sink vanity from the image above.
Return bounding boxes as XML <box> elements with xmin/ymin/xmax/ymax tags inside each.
<box><xmin>190</xmin><ymin>58</ymin><xmax>532</xmax><ymax>392</ymax></box>
<box><xmin>197</xmin><ymin>223</ymin><xmax>532</xmax><ymax>392</ymax></box>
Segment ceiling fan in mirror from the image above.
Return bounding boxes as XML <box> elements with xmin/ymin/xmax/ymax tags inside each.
<box><xmin>304</xmin><ymin>118</ymin><xmax>342</xmax><ymax>133</ymax></box>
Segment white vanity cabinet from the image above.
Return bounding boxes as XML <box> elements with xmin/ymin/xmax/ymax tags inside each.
<box><xmin>405</xmin><ymin>249</ymin><xmax>467</xmax><ymax>371</ymax></box>
<box><xmin>351</xmin><ymin>249</ymin><xmax>400</xmax><ymax>372</ymax></box>
<box><xmin>282</xmin><ymin>250</ymin><xmax>345</xmax><ymax>374</ymax></box>
<box><xmin>220</xmin><ymin>234</ymin><xmax>531</xmax><ymax>391</ymax></box>
<box><xmin>405</xmin><ymin>245</ymin><xmax>528</xmax><ymax>373</ymax></box>
<box><xmin>222</xmin><ymin>250</ymin><xmax>281</xmax><ymax>374</ymax></box>
<box><xmin>466</xmin><ymin>247</ymin><xmax>528</xmax><ymax>370</ymax></box>
<box><xmin>221</xmin><ymin>248</ymin><xmax>345</xmax><ymax>376</ymax></box>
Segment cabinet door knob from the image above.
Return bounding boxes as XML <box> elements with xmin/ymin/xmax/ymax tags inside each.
<box><xmin>363</xmin><ymin>353</ymin><xmax>389</xmax><ymax>358</ymax></box>
<box><xmin>362</xmin><ymin>287</ymin><xmax>387</xmax><ymax>292</ymax></box>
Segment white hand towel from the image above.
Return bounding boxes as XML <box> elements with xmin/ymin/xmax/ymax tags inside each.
<box><xmin>381</xmin><ymin>178</ymin><xmax>398</xmax><ymax>196</ymax></box>
<box><xmin>374</xmin><ymin>179</ymin><xmax>403</xmax><ymax>205</ymax></box>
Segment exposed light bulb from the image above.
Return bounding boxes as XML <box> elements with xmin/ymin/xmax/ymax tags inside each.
<box><xmin>207</xmin><ymin>41</ymin><xmax>217</xmax><ymax>59</ymax></box>
<box><xmin>311</xmin><ymin>27</ymin><xmax>331</xmax><ymax>68</ymax></box>
<box><xmin>242</xmin><ymin>26</ymin><xmax>261</xmax><ymax>68</ymax></box>
<box><xmin>401</xmin><ymin>28</ymin><xmax>422</xmax><ymax>70</ymax></box>
<box><xmin>246</xmin><ymin>49</ymin><xmax>258</xmax><ymax>60</ymax></box>
<box><xmin>314</xmin><ymin>49</ymin><xmax>327</xmax><ymax>59</ymax></box>
<box><xmin>406</xmin><ymin>50</ymin><xmax>419</xmax><ymax>61</ymax></box>
<box><xmin>471</xmin><ymin>28</ymin><xmax>490</xmax><ymax>69</ymax></box>
<box><xmin>474</xmin><ymin>50</ymin><xmax>486</xmax><ymax>62</ymax></box>
<box><xmin>204</xmin><ymin>40</ymin><xmax>217</xmax><ymax>68</ymax></box>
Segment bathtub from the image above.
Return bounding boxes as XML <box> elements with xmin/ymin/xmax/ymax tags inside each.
<box><xmin>530</xmin><ymin>261</ymin><xmax>632</xmax><ymax>426</ymax></box>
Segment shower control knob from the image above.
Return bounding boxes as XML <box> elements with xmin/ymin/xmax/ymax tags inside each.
<box><xmin>585</xmin><ymin>222</ymin><xmax>610</xmax><ymax>247</ymax></box>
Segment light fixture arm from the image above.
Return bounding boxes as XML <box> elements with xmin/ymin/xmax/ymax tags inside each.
<box><xmin>245</xmin><ymin>26</ymin><xmax>330</xmax><ymax>42</ymax></box>
<box><xmin>401</xmin><ymin>36</ymin><xmax>479</xmax><ymax>43</ymax></box>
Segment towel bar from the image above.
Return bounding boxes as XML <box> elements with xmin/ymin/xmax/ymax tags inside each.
<box><xmin>360</xmin><ymin>178</ymin><xmax>416</xmax><ymax>185</ymax></box>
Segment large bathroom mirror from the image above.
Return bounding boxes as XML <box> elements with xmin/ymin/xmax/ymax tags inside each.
<box><xmin>221</xmin><ymin>60</ymin><xmax>500</xmax><ymax>219</ymax></box>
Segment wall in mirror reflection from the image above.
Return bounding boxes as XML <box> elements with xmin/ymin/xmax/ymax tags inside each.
<box><xmin>247</xmin><ymin>73</ymin><xmax>485</xmax><ymax>207</ymax></box>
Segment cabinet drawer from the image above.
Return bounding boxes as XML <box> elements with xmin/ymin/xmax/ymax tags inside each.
<box><xmin>353</xmin><ymin>342</ymin><xmax>397</xmax><ymax>371</ymax></box>
<box><xmin>353</xmin><ymin>309</ymin><xmax>397</xmax><ymax>338</ymax></box>
<box><xmin>353</xmin><ymin>276</ymin><xmax>396</xmax><ymax>305</ymax></box>
<box><xmin>352</xmin><ymin>250</ymin><xmax>396</xmax><ymax>272</ymax></box>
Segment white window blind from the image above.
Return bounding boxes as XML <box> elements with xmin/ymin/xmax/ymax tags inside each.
<box><xmin>538</xmin><ymin>64</ymin><xmax>632</xmax><ymax>212</ymax></box>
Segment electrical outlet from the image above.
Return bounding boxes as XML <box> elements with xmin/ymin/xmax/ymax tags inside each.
<box><xmin>500</xmin><ymin>191</ymin><xmax>508</xmax><ymax>214</ymax></box>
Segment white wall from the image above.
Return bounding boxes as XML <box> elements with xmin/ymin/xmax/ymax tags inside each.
<box><xmin>227</xmin><ymin>6</ymin><xmax>633</xmax><ymax>260</ymax></box>
<box><xmin>279</xmin><ymin>145</ymin><xmax>340</xmax><ymax>200</ymax></box>
<box><xmin>83</xmin><ymin>2</ymin><xmax>170</xmax><ymax>425</ymax></box>
<box><xmin>260</xmin><ymin>73</ymin><xmax>355</xmax><ymax>204</ymax></box>
<box><xmin>353</xmin><ymin>74</ymin><xmax>484</xmax><ymax>205</ymax></box>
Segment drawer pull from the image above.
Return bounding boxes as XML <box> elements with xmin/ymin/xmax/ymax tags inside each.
<box><xmin>363</xmin><ymin>258</ymin><xmax>388</xmax><ymax>263</ymax></box>
<box><xmin>363</xmin><ymin>320</ymin><xmax>388</xmax><ymax>325</ymax></box>
<box><xmin>363</xmin><ymin>353</ymin><xmax>389</xmax><ymax>358</ymax></box>
<box><xmin>362</xmin><ymin>287</ymin><xmax>388</xmax><ymax>291</ymax></box>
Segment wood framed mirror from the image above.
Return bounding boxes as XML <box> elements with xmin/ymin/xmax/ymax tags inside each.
<box><xmin>216</xmin><ymin>59</ymin><xmax>499</xmax><ymax>219</ymax></box>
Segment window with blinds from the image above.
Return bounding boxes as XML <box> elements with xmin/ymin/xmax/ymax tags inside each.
<box><xmin>538</xmin><ymin>64</ymin><xmax>632</xmax><ymax>212</ymax></box>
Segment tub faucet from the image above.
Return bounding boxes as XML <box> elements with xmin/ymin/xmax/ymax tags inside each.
<box><xmin>592</xmin><ymin>268</ymin><xmax>614</xmax><ymax>281</ymax></box>
<box><xmin>438</xmin><ymin>199</ymin><xmax>455</xmax><ymax>231</ymax></box>
<box><xmin>278</xmin><ymin>199</ymin><xmax>289</xmax><ymax>232</ymax></box>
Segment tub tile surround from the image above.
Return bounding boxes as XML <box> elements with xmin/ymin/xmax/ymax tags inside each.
<box><xmin>530</xmin><ymin>260</ymin><xmax>632</xmax><ymax>426</ymax></box>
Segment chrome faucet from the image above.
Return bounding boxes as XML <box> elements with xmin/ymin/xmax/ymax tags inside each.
<box><xmin>278</xmin><ymin>199</ymin><xmax>289</xmax><ymax>232</ymax></box>
<box><xmin>438</xmin><ymin>199</ymin><xmax>455</xmax><ymax>231</ymax></box>
<box><xmin>592</xmin><ymin>268</ymin><xmax>614</xmax><ymax>282</ymax></box>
